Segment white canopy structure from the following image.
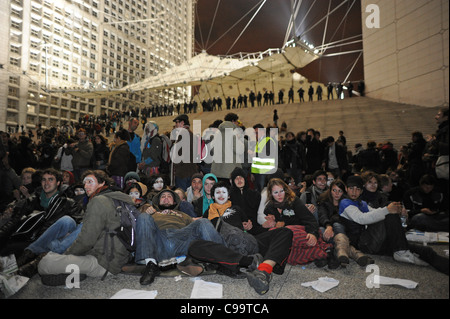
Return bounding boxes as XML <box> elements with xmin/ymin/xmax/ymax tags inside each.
<box><xmin>120</xmin><ymin>42</ymin><xmax>319</xmax><ymax>101</ymax></box>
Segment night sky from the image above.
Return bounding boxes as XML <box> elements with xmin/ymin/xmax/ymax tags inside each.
<box><xmin>195</xmin><ymin>0</ymin><xmax>364</xmax><ymax>84</ymax></box>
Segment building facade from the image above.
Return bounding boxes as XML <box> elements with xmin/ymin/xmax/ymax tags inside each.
<box><xmin>362</xmin><ymin>0</ymin><xmax>449</xmax><ymax>108</ymax></box>
<box><xmin>0</xmin><ymin>0</ymin><xmax>195</xmax><ymax>133</ymax></box>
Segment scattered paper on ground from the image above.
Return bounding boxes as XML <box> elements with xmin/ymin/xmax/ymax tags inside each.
<box><xmin>406</xmin><ymin>230</ymin><xmax>449</xmax><ymax>243</ymax></box>
<box><xmin>0</xmin><ymin>255</ymin><xmax>29</xmax><ymax>298</ymax></box>
<box><xmin>301</xmin><ymin>277</ymin><xmax>339</xmax><ymax>293</ymax></box>
<box><xmin>110</xmin><ymin>289</ymin><xmax>158</xmax><ymax>299</ymax></box>
<box><xmin>190</xmin><ymin>279</ymin><xmax>223</xmax><ymax>299</ymax></box>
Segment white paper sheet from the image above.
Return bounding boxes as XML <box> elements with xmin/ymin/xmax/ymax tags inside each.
<box><xmin>301</xmin><ymin>277</ymin><xmax>339</xmax><ymax>293</ymax></box>
<box><xmin>190</xmin><ymin>279</ymin><xmax>223</xmax><ymax>299</ymax></box>
<box><xmin>110</xmin><ymin>289</ymin><xmax>158</xmax><ymax>299</ymax></box>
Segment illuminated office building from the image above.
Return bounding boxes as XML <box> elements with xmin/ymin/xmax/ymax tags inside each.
<box><xmin>0</xmin><ymin>0</ymin><xmax>196</xmax><ymax>132</ymax></box>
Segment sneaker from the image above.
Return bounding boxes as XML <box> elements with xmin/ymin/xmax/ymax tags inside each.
<box><xmin>140</xmin><ymin>261</ymin><xmax>161</xmax><ymax>285</ymax></box>
<box><xmin>393</xmin><ymin>250</ymin><xmax>429</xmax><ymax>266</ymax></box>
<box><xmin>176</xmin><ymin>257</ymin><xmax>204</xmax><ymax>277</ymax></box>
<box><xmin>41</xmin><ymin>273</ymin><xmax>87</xmax><ymax>286</ymax></box>
<box><xmin>158</xmin><ymin>257</ymin><xmax>178</xmax><ymax>272</ymax></box>
<box><xmin>246</xmin><ymin>269</ymin><xmax>272</xmax><ymax>295</ymax></box>
<box><xmin>247</xmin><ymin>253</ymin><xmax>264</xmax><ymax>272</ymax></box>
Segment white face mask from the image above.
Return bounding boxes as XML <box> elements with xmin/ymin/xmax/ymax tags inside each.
<box><xmin>214</xmin><ymin>187</ymin><xmax>229</xmax><ymax>205</ymax></box>
<box><xmin>327</xmin><ymin>178</ymin><xmax>334</xmax><ymax>187</ymax></box>
<box><xmin>74</xmin><ymin>188</ymin><xmax>85</xmax><ymax>196</ymax></box>
<box><xmin>153</xmin><ymin>179</ymin><xmax>164</xmax><ymax>191</ymax></box>
<box><xmin>129</xmin><ymin>191</ymin><xmax>141</xmax><ymax>199</ymax></box>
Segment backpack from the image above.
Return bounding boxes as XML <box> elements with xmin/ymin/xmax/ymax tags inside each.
<box><xmin>107</xmin><ymin>199</ymin><xmax>141</xmax><ymax>252</ymax></box>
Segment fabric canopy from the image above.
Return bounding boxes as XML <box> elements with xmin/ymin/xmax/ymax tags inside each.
<box><xmin>123</xmin><ymin>45</ymin><xmax>318</xmax><ymax>97</ymax></box>
<box><xmin>61</xmin><ymin>44</ymin><xmax>319</xmax><ymax>100</ymax></box>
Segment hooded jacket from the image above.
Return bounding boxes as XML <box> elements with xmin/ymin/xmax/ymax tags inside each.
<box><xmin>150</xmin><ymin>189</ymin><xmax>193</xmax><ymax>230</ymax></box>
<box><xmin>229</xmin><ymin>167</ymin><xmax>265</xmax><ymax>235</ymax></box>
<box><xmin>192</xmin><ymin>173</ymin><xmax>218</xmax><ymax>217</ymax></box>
<box><xmin>64</xmin><ymin>189</ymin><xmax>134</xmax><ymax>275</ymax></box>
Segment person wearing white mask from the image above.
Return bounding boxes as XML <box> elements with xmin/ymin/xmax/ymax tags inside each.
<box><xmin>146</xmin><ymin>175</ymin><xmax>168</xmax><ymax>204</ymax></box>
<box><xmin>203</xmin><ymin>181</ymin><xmax>250</xmax><ymax>231</ymax></box>
<box><xmin>126</xmin><ymin>182</ymin><xmax>148</xmax><ymax>208</ymax></box>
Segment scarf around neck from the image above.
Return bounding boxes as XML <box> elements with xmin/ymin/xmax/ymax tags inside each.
<box><xmin>208</xmin><ymin>201</ymin><xmax>232</xmax><ymax>220</ymax></box>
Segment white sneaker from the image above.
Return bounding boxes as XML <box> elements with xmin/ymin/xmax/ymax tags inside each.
<box><xmin>393</xmin><ymin>250</ymin><xmax>429</xmax><ymax>266</ymax></box>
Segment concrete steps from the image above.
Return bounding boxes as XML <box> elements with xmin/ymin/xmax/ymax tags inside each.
<box><xmin>135</xmin><ymin>96</ymin><xmax>440</xmax><ymax>150</ymax></box>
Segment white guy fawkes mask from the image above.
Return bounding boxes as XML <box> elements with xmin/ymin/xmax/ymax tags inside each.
<box><xmin>214</xmin><ymin>187</ymin><xmax>229</xmax><ymax>205</ymax></box>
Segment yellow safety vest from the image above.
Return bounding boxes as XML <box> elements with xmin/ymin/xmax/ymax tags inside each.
<box><xmin>251</xmin><ymin>137</ymin><xmax>276</xmax><ymax>174</ymax></box>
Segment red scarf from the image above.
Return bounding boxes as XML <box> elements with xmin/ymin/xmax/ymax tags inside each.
<box><xmin>89</xmin><ymin>185</ymin><xmax>109</xmax><ymax>200</ymax></box>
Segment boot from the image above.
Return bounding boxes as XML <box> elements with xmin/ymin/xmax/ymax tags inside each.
<box><xmin>17</xmin><ymin>252</ymin><xmax>47</xmax><ymax>278</ymax></box>
<box><xmin>326</xmin><ymin>248</ymin><xmax>340</xmax><ymax>269</ymax></box>
<box><xmin>349</xmin><ymin>246</ymin><xmax>374</xmax><ymax>267</ymax></box>
<box><xmin>333</xmin><ymin>233</ymin><xmax>350</xmax><ymax>266</ymax></box>
<box><xmin>16</xmin><ymin>249</ymin><xmax>37</xmax><ymax>267</ymax></box>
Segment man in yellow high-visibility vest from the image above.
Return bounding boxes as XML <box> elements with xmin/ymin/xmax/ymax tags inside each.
<box><xmin>251</xmin><ymin>124</ymin><xmax>278</xmax><ymax>191</ymax></box>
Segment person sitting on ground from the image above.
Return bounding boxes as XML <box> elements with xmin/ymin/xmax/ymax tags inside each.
<box><xmin>300</xmin><ymin>170</ymin><xmax>329</xmax><ymax>221</ymax></box>
<box><xmin>182</xmin><ymin>220</ymin><xmax>293</xmax><ymax>295</ymax></box>
<box><xmin>403</xmin><ymin>174</ymin><xmax>449</xmax><ymax>232</ymax></box>
<box><xmin>60</xmin><ymin>170</ymin><xmax>75</xmax><ymax>193</ymax></box>
<box><xmin>37</xmin><ymin>170</ymin><xmax>136</xmax><ymax>285</ymax></box>
<box><xmin>378</xmin><ymin>174</ymin><xmax>393</xmax><ymax>202</ymax></box>
<box><xmin>185</xmin><ymin>173</ymin><xmax>203</xmax><ymax>203</ymax></box>
<box><xmin>12</xmin><ymin>167</ymin><xmax>37</xmax><ymax>201</ymax></box>
<box><xmin>173</xmin><ymin>188</ymin><xmax>196</xmax><ymax>218</ymax></box>
<box><xmin>359</xmin><ymin>170</ymin><xmax>389</xmax><ymax>209</ymax></box>
<box><xmin>317</xmin><ymin>179</ymin><xmax>373</xmax><ymax>267</ymax></box>
<box><xmin>192</xmin><ymin>173</ymin><xmax>218</xmax><ymax>217</ymax></box>
<box><xmin>262</xmin><ymin>178</ymin><xmax>333</xmax><ymax>268</ymax></box>
<box><xmin>134</xmin><ymin>189</ymin><xmax>226</xmax><ymax>286</ymax></box>
<box><xmin>0</xmin><ymin>168</ymin><xmax>82</xmax><ymax>257</ymax></box>
<box><xmin>145</xmin><ymin>174</ymin><xmax>169</xmax><ymax>204</ymax></box>
<box><xmin>339</xmin><ymin>175</ymin><xmax>448</xmax><ymax>275</ymax></box>
<box><xmin>125</xmin><ymin>181</ymin><xmax>148</xmax><ymax>208</ymax></box>
<box><xmin>203</xmin><ymin>181</ymin><xmax>250</xmax><ymax>231</ymax></box>
<box><xmin>123</xmin><ymin>171</ymin><xmax>141</xmax><ymax>191</ymax></box>
<box><xmin>229</xmin><ymin>167</ymin><xmax>266</xmax><ymax>235</ymax></box>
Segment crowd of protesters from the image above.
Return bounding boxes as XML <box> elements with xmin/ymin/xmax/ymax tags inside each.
<box><xmin>0</xmin><ymin>98</ymin><xmax>447</xmax><ymax>295</ymax></box>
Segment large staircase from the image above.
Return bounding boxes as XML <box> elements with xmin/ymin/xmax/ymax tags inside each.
<box><xmin>135</xmin><ymin>96</ymin><xmax>441</xmax><ymax>150</ymax></box>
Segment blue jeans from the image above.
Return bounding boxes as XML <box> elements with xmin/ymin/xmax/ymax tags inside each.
<box><xmin>26</xmin><ymin>216</ymin><xmax>82</xmax><ymax>255</ymax></box>
<box><xmin>320</xmin><ymin>222</ymin><xmax>347</xmax><ymax>244</ymax></box>
<box><xmin>135</xmin><ymin>214</ymin><xmax>225</xmax><ymax>263</ymax></box>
